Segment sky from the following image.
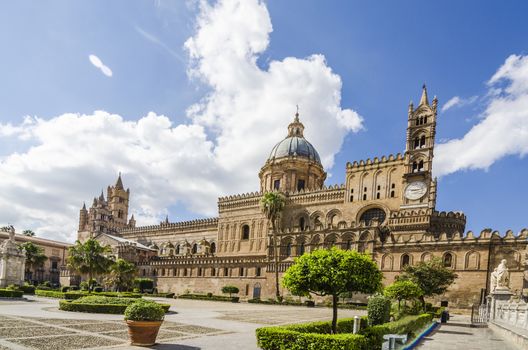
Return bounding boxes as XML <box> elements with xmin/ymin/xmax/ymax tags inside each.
<box><xmin>1</xmin><ymin>0</ymin><xmax>528</xmax><ymax>242</ymax></box>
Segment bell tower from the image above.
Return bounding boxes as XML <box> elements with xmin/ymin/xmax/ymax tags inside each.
<box><xmin>402</xmin><ymin>85</ymin><xmax>438</xmax><ymax>209</ymax></box>
<box><xmin>107</xmin><ymin>173</ymin><xmax>130</xmax><ymax>228</ymax></box>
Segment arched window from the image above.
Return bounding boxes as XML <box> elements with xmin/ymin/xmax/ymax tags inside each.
<box><xmin>299</xmin><ymin>242</ymin><xmax>305</xmax><ymax>256</ymax></box>
<box><xmin>210</xmin><ymin>242</ymin><xmax>216</xmax><ymax>254</ymax></box>
<box><xmin>443</xmin><ymin>253</ymin><xmax>453</xmax><ymax>268</ymax></box>
<box><xmin>242</xmin><ymin>225</ymin><xmax>250</xmax><ymax>240</ymax></box>
<box><xmin>175</xmin><ymin>245</ymin><xmax>180</xmax><ymax>255</ymax></box>
<box><xmin>402</xmin><ymin>254</ymin><xmax>410</xmax><ymax>267</ymax></box>
<box><xmin>420</xmin><ymin>135</ymin><xmax>426</xmax><ymax>148</ymax></box>
<box><xmin>412</xmin><ymin>161</ymin><xmax>418</xmax><ymax>172</ymax></box>
<box><xmin>414</xmin><ymin>138</ymin><xmax>420</xmax><ymax>149</ymax></box>
<box><xmin>418</xmin><ymin>160</ymin><xmax>424</xmax><ymax>171</ymax></box>
<box><xmin>359</xmin><ymin>208</ymin><xmax>386</xmax><ymax>226</ymax></box>
<box><xmin>345</xmin><ymin>240</ymin><xmax>352</xmax><ymax>250</ymax></box>
<box><xmin>299</xmin><ymin>217</ymin><xmax>306</xmax><ymax>231</ymax></box>
<box><xmin>286</xmin><ymin>243</ymin><xmax>292</xmax><ymax>257</ymax></box>
<box><xmin>192</xmin><ymin>243</ymin><xmax>198</xmax><ymax>254</ymax></box>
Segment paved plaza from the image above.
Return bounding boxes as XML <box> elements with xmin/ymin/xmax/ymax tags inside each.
<box><xmin>0</xmin><ymin>297</ymin><xmax>363</xmax><ymax>350</ymax></box>
<box><xmin>0</xmin><ymin>297</ymin><xmax>518</xmax><ymax>350</ymax></box>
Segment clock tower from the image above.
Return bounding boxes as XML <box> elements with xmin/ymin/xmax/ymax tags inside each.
<box><xmin>402</xmin><ymin>85</ymin><xmax>438</xmax><ymax>209</ymax></box>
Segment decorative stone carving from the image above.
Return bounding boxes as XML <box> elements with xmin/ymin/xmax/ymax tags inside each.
<box><xmin>0</xmin><ymin>226</ymin><xmax>26</xmax><ymax>288</ymax></box>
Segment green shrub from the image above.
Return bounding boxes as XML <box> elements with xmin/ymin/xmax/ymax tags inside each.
<box><xmin>42</xmin><ymin>281</ymin><xmax>51</xmax><ymax>287</ymax></box>
<box><xmin>362</xmin><ymin>313</ymin><xmax>433</xmax><ymax>344</ymax></box>
<box><xmin>0</xmin><ymin>289</ymin><xmax>24</xmax><ymax>298</ymax></box>
<box><xmin>64</xmin><ymin>291</ymin><xmax>142</xmax><ymax>300</ymax></box>
<box><xmin>134</xmin><ymin>278</ymin><xmax>154</xmax><ymax>293</ymax></box>
<box><xmin>367</xmin><ymin>294</ymin><xmax>391</xmax><ymax>326</ymax></box>
<box><xmin>36</xmin><ymin>285</ymin><xmax>52</xmax><ymax>290</ymax></box>
<box><xmin>35</xmin><ymin>290</ymin><xmax>65</xmax><ymax>298</ymax></box>
<box><xmin>93</xmin><ymin>287</ymin><xmax>103</xmax><ymax>293</ymax></box>
<box><xmin>124</xmin><ymin>300</ymin><xmax>165</xmax><ymax>321</ymax></box>
<box><xmin>61</xmin><ymin>286</ymin><xmax>69</xmax><ymax>293</ymax></box>
<box><xmin>70</xmin><ymin>285</ymin><xmax>79</xmax><ymax>291</ymax></box>
<box><xmin>143</xmin><ymin>292</ymin><xmax>175</xmax><ymax>298</ymax></box>
<box><xmin>19</xmin><ymin>285</ymin><xmax>35</xmax><ymax>295</ymax></box>
<box><xmin>79</xmin><ymin>281</ymin><xmax>89</xmax><ymax>291</ymax></box>
<box><xmin>59</xmin><ymin>297</ymin><xmax>170</xmax><ymax>314</ymax></box>
<box><xmin>177</xmin><ymin>293</ymin><xmax>239</xmax><ymax>303</ymax></box>
<box><xmin>221</xmin><ymin>285</ymin><xmax>239</xmax><ymax>296</ymax></box>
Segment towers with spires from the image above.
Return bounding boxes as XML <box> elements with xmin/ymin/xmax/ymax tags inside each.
<box><xmin>403</xmin><ymin>84</ymin><xmax>438</xmax><ymax>209</ymax></box>
<box><xmin>77</xmin><ymin>174</ymin><xmax>134</xmax><ymax>242</ymax></box>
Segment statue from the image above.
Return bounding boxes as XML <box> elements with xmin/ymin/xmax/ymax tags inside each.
<box><xmin>490</xmin><ymin>259</ymin><xmax>509</xmax><ymax>292</ymax></box>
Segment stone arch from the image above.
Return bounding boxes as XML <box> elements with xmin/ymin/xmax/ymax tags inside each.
<box><xmin>442</xmin><ymin>251</ymin><xmax>456</xmax><ymax>269</ymax></box>
<box><xmin>357</xmin><ymin>204</ymin><xmax>389</xmax><ymax>226</ymax></box>
<box><xmin>324</xmin><ymin>233</ymin><xmax>338</xmax><ymax>248</ymax></box>
<box><xmin>359</xmin><ymin>171</ymin><xmax>371</xmax><ymax>201</ymax></box>
<box><xmin>309</xmin><ymin>234</ymin><xmax>321</xmax><ymax>251</ymax></box>
<box><xmin>310</xmin><ymin>210</ymin><xmax>324</xmax><ymax>228</ymax></box>
<box><xmin>421</xmin><ymin>252</ymin><xmax>433</xmax><ymax>262</ymax></box>
<box><xmin>326</xmin><ymin>209</ymin><xmax>342</xmax><ymax>228</ymax></box>
<box><xmin>341</xmin><ymin>232</ymin><xmax>355</xmax><ymax>250</ymax></box>
<box><xmin>465</xmin><ymin>250</ymin><xmax>480</xmax><ymax>270</ymax></box>
<box><xmin>381</xmin><ymin>253</ymin><xmax>394</xmax><ymax>271</ymax></box>
<box><xmin>401</xmin><ymin>253</ymin><xmax>412</xmax><ymax>268</ymax></box>
<box><xmin>373</xmin><ymin>170</ymin><xmax>384</xmax><ymax>199</ymax></box>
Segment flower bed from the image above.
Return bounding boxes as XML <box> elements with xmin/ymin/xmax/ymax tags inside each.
<box><xmin>256</xmin><ymin>314</ymin><xmax>433</xmax><ymax>350</ymax></box>
<box><xmin>0</xmin><ymin>289</ymin><xmax>24</xmax><ymax>298</ymax></box>
<box><xmin>59</xmin><ymin>296</ymin><xmax>170</xmax><ymax>314</ymax></box>
<box><xmin>176</xmin><ymin>293</ymin><xmax>239</xmax><ymax>303</ymax></box>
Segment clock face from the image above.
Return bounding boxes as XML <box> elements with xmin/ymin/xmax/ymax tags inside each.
<box><xmin>404</xmin><ymin>181</ymin><xmax>427</xmax><ymax>200</ymax></box>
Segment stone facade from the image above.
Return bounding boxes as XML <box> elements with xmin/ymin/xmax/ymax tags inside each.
<box><xmin>0</xmin><ymin>228</ymin><xmax>72</xmax><ymax>285</ymax></box>
<box><xmin>79</xmin><ymin>86</ymin><xmax>527</xmax><ymax>307</ymax></box>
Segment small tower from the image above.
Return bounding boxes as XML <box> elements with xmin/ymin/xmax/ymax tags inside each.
<box><xmin>78</xmin><ymin>203</ymin><xmax>88</xmax><ymax>231</ymax></box>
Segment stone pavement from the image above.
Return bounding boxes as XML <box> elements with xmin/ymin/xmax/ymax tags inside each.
<box><xmin>0</xmin><ymin>296</ymin><xmax>364</xmax><ymax>350</ymax></box>
<box><xmin>416</xmin><ymin>314</ymin><xmax>518</xmax><ymax>350</ymax></box>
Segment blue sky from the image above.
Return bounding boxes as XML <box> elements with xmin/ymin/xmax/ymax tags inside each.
<box><xmin>1</xmin><ymin>0</ymin><xmax>527</xmax><ymax>241</ymax></box>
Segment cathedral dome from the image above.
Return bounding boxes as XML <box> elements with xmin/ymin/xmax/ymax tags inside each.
<box><xmin>267</xmin><ymin>112</ymin><xmax>321</xmax><ymax>164</ymax></box>
<box><xmin>268</xmin><ymin>136</ymin><xmax>321</xmax><ymax>163</ymax></box>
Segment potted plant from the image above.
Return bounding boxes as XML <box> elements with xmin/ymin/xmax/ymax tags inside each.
<box><xmin>124</xmin><ymin>300</ymin><xmax>165</xmax><ymax>346</ymax></box>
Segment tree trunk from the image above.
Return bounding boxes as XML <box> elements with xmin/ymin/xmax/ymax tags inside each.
<box><xmin>420</xmin><ymin>295</ymin><xmax>426</xmax><ymax>312</ymax></box>
<box><xmin>332</xmin><ymin>294</ymin><xmax>338</xmax><ymax>334</ymax></box>
<box><xmin>88</xmin><ymin>271</ymin><xmax>93</xmax><ymax>293</ymax></box>
<box><xmin>272</xmin><ymin>221</ymin><xmax>280</xmax><ymax>301</ymax></box>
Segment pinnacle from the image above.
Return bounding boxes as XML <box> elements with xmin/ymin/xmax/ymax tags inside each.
<box><xmin>115</xmin><ymin>172</ymin><xmax>124</xmax><ymax>190</ymax></box>
<box><xmin>419</xmin><ymin>84</ymin><xmax>429</xmax><ymax>106</ymax></box>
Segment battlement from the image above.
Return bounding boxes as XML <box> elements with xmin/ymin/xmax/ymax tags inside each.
<box><xmin>389</xmin><ymin>228</ymin><xmax>528</xmax><ymax>245</ymax></box>
<box><xmin>118</xmin><ymin>217</ymin><xmax>218</xmax><ymax>235</ymax></box>
<box><xmin>346</xmin><ymin>153</ymin><xmax>405</xmax><ymax>170</ymax></box>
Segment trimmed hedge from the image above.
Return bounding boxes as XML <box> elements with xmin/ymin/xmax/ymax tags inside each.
<box><xmin>367</xmin><ymin>294</ymin><xmax>391</xmax><ymax>325</ymax></box>
<box><xmin>35</xmin><ymin>290</ymin><xmax>65</xmax><ymax>298</ymax></box>
<box><xmin>177</xmin><ymin>293</ymin><xmax>239</xmax><ymax>303</ymax></box>
<box><xmin>59</xmin><ymin>298</ymin><xmax>170</xmax><ymax>314</ymax></box>
<box><xmin>0</xmin><ymin>289</ymin><xmax>24</xmax><ymax>298</ymax></box>
<box><xmin>64</xmin><ymin>291</ymin><xmax>142</xmax><ymax>300</ymax></box>
<box><xmin>19</xmin><ymin>285</ymin><xmax>35</xmax><ymax>295</ymax></box>
<box><xmin>256</xmin><ymin>314</ymin><xmax>433</xmax><ymax>350</ymax></box>
<box><xmin>256</xmin><ymin>318</ymin><xmax>371</xmax><ymax>350</ymax></box>
<box><xmin>143</xmin><ymin>292</ymin><xmax>175</xmax><ymax>298</ymax></box>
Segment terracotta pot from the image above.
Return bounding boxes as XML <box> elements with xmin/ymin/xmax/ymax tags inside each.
<box><xmin>126</xmin><ymin>320</ymin><xmax>163</xmax><ymax>346</ymax></box>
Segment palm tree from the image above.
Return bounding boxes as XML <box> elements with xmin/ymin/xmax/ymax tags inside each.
<box><xmin>20</xmin><ymin>242</ymin><xmax>47</xmax><ymax>282</ymax></box>
<box><xmin>105</xmin><ymin>258</ymin><xmax>137</xmax><ymax>292</ymax></box>
<box><xmin>260</xmin><ymin>191</ymin><xmax>286</xmax><ymax>301</ymax></box>
<box><xmin>67</xmin><ymin>239</ymin><xmax>113</xmax><ymax>292</ymax></box>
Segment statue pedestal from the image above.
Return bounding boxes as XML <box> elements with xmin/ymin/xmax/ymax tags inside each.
<box><xmin>489</xmin><ymin>288</ymin><xmax>514</xmax><ymax>320</ymax></box>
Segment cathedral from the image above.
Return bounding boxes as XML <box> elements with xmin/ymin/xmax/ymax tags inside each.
<box><xmin>77</xmin><ymin>86</ymin><xmax>528</xmax><ymax>308</ymax></box>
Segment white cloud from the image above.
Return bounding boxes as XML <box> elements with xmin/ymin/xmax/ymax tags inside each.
<box><xmin>441</xmin><ymin>95</ymin><xmax>478</xmax><ymax>112</ymax></box>
<box><xmin>441</xmin><ymin>96</ymin><xmax>462</xmax><ymax>112</ymax></box>
<box><xmin>435</xmin><ymin>54</ymin><xmax>528</xmax><ymax>177</ymax></box>
<box><xmin>88</xmin><ymin>54</ymin><xmax>113</xmax><ymax>77</ymax></box>
<box><xmin>0</xmin><ymin>0</ymin><xmax>362</xmax><ymax>241</ymax></box>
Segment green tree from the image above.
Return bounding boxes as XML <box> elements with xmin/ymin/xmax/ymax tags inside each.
<box><xmin>19</xmin><ymin>242</ymin><xmax>47</xmax><ymax>279</ymax></box>
<box><xmin>134</xmin><ymin>278</ymin><xmax>154</xmax><ymax>293</ymax></box>
<box><xmin>398</xmin><ymin>257</ymin><xmax>457</xmax><ymax>310</ymax></box>
<box><xmin>22</xmin><ymin>229</ymin><xmax>35</xmax><ymax>237</ymax></box>
<box><xmin>260</xmin><ymin>191</ymin><xmax>286</xmax><ymax>301</ymax></box>
<box><xmin>282</xmin><ymin>247</ymin><xmax>382</xmax><ymax>334</ymax></box>
<box><xmin>105</xmin><ymin>258</ymin><xmax>137</xmax><ymax>292</ymax></box>
<box><xmin>384</xmin><ymin>280</ymin><xmax>423</xmax><ymax>312</ymax></box>
<box><xmin>67</xmin><ymin>239</ymin><xmax>113</xmax><ymax>292</ymax></box>
<box><xmin>221</xmin><ymin>285</ymin><xmax>240</xmax><ymax>297</ymax></box>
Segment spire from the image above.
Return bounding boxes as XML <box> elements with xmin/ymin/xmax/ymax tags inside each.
<box><xmin>115</xmin><ymin>172</ymin><xmax>124</xmax><ymax>190</ymax></box>
<box><xmin>164</xmin><ymin>215</ymin><xmax>169</xmax><ymax>224</ymax></box>
<box><xmin>419</xmin><ymin>84</ymin><xmax>429</xmax><ymax>106</ymax></box>
<box><xmin>82</xmin><ymin>202</ymin><xmax>86</xmax><ymax>211</ymax></box>
<box><xmin>287</xmin><ymin>106</ymin><xmax>304</xmax><ymax>137</ymax></box>
<box><xmin>99</xmin><ymin>190</ymin><xmax>105</xmax><ymax>202</ymax></box>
